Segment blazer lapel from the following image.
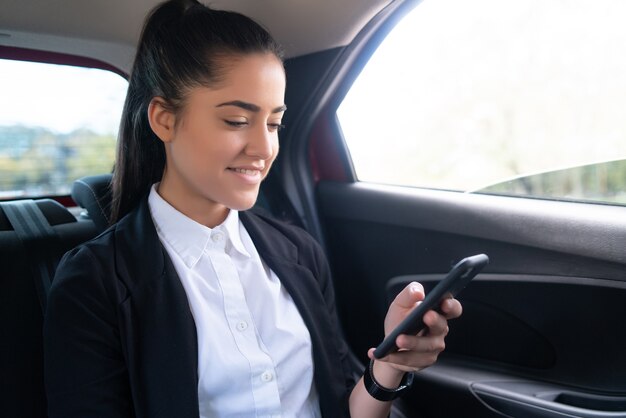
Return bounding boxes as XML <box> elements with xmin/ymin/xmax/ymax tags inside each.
<box><xmin>114</xmin><ymin>198</ymin><xmax>200</xmax><ymax>418</ymax></box>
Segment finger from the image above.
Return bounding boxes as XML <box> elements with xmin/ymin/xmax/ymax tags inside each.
<box><xmin>373</xmin><ymin>340</ymin><xmax>443</xmax><ymax>371</ymax></box>
<box><xmin>439</xmin><ymin>297</ymin><xmax>463</xmax><ymax>319</ymax></box>
<box><xmin>422</xmin><ymin>310</ymin><xmax>449</xmax><ymax>336</ymax></box>
<box><xmin>368</xmin><ymin>349</ymin><xmax>424</xmax><ymax>372</ymax></box>
<box><xmin>396</xmin><ymin>334</ymin><xmax>446</xmax><ymax>356</ymax></box>
<box><xmin>392</xmin><ymin>282</ymin><xmax>425</xmax><ymax>309</ymax></box>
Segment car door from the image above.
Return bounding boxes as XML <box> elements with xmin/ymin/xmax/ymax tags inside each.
<box><xmin>271</xmin><ymin>0</ymin><xmax>626</xmax><ymax>416</ymax></box>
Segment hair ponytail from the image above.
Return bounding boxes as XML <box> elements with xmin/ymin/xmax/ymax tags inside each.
<box><xmin>110</xmin><ymin>0</ymin><xmax>283</xmax><ymax>223</ymax></box>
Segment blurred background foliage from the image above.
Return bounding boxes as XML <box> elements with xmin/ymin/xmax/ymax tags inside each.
<box><xmin>0</xmin><ymin>125</ymin><xmax>115</xmax><ymax>198</ymax></box>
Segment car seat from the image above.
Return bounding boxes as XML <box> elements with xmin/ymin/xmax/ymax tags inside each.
<box><xmin>0</xmin><ymin>198</ymin><xmax>98</xmax><ymax>417</ymax></box>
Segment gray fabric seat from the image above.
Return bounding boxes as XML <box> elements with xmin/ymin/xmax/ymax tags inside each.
<box><xmin>0</xmin><ymin>198</ymin><xmax>98</xmax><ymax>417</ymax></box>
<box><xmin>71</xmin><ymin>174</ymin><xmax>113</xmax><ymax>233</ymax></box>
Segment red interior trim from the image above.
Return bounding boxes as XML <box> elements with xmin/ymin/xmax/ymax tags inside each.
<box><xmin>308</xmin><ymin>111</ymin><xmax>349</xmax><ymax>183</ymax></box>
<box><xmin>0</xmin><ymin>45</ymin><xmax>128</xmax><ymax>78</ymax></box>
<box><xmin>53</xmin><ymin>196</ymin><xmax>77</xmax><ymax>207</ymax></box>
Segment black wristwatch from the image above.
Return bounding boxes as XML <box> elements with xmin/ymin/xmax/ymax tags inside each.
<box><xmin>363</xmin><ymin>359</ymin><xmax>414</xmax><ymax>402</ymax></box>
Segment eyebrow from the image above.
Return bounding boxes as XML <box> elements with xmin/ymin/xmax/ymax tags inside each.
<box><xmin>216</xmin><ymin>100</ymin><xmax>287</xmax><ymax>114</ymax></box>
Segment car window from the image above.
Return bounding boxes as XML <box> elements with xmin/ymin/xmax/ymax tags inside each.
<box><xmin>337</xmin><ymin>0</ymin><xmax>626</xmax><ymax>205</ymax></box>
<box><xmin>0</xmin><ymin>58</ymin><xmax>127</xmax><ymax>199</ymax></box>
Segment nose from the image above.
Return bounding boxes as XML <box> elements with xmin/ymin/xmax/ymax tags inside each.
<box><xmin>245</xmin><ymin>125</ymin><xmax>275</xmax><ymax>160</ymax></box>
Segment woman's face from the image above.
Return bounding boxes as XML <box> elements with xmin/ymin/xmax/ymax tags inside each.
<box><xmin>153</xmin><ymin>53</ymin><xmax>286</xmax><ymax>226</ymax></box>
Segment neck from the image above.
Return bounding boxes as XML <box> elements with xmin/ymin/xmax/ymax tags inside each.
<box><xmin>156</xmin><ymin>179</ymin><xmax>229</xmax><ymax>228</ymax></box>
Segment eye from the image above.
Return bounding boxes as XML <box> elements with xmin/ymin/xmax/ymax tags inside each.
<box><xmin>224</xmin><ymin>120</ymin><xmax>248</xmax><ymax>128</ymax></box>
<box><xmin>268</xmin><ymin>123</ymin><xmax>285</xmax><ymax>133</ymax></box>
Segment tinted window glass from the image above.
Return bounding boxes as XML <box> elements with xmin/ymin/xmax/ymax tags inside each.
<box><xmin>0</xmin><ymin>59</ymin><xmax>127</xmax><ymax>199</ymax></box>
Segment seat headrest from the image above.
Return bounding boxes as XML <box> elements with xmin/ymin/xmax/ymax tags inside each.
<box><xmin>71</xmin><ymin>174</ymin><xmax>113</xmax><ymax>232</ymax></box>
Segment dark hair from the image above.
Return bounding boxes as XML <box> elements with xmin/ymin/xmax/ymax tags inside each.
<box><xmin>110</xmin><ymin>0</ymin><xmax>283</xmax><ymax>223</ymax></box>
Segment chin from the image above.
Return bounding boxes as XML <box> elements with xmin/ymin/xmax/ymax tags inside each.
<box><xmin>226</xmin><ymin>194</ymin><xmax>259</xmax><ymax>212</ymax></box>
<box><xmin>230</xmin><ymin>202</ymin><xmax>256</xmax><ymax>212</ymax></box>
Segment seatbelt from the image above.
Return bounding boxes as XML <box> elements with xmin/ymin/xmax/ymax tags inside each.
<box><xmin>1</xmin><ymin>200</ymin><xmax>59</xmax><ymax>312</ymax></box>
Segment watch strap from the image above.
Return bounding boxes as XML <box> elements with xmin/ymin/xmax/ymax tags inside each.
<box><xmin>363</xmin><ymin>359</ymin><xmax>414</xmax><ymax>402</ymax></box>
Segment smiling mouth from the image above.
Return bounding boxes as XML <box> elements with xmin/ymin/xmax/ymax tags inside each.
<box><xmin>229</xmin><ymin>167</ymin><xmax>261</xmax><ymax>175</ymax></box>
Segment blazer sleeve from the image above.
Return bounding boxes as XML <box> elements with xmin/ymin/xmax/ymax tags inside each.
<box><xmin>43</xmin><ymin>244</ymin><xmax>133</xmax><ymax>418</ymax></box>
<box><xmin>305</xmin><ymin>233</ymin><xmax>362</xmax><ymax>391</ymax></box>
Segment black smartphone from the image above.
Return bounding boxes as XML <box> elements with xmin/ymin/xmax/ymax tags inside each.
<box><xmin>373</xmin><ymin>253</ymin><xmax>489</xmax><ymax>359</ymax></box>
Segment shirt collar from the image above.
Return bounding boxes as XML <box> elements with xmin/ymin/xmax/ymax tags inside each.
<box><xmin>222</xmin><ymin>209</ymin><xmax>250</xmax><ymax>259</ymax></box>
<box><xmin>148</xmin><ymin>184</ymin><xmax>250</xmax><ymax>268</ymax></box>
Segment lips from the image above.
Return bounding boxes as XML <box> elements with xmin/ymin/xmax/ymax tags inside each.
<box><xmin>227</xmin><ymin>166</ymin><xmax>265</xmax><ymax>184</ymax></box>
<box><xmin>230</xmin><ymin>167</ymin><xmax>260</xmax><ymax>175</ymax></box>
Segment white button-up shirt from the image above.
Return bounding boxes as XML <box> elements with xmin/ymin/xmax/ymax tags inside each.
<box><xmin>148</xmin><ymin>185</ymin><xmax>321</xmax><ymax>418</ymax></box>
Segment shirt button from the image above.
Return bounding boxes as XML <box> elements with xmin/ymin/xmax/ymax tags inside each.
<box><xmin>212</xmin><ymin>232</ymin><xmax>223</xmax><ymax>242</ymax></box>
<box><xmin>236</xmin><ymin>321</ymin><xmax>248</xmax><ymax>331</ymax></box>
<box><xmin>261</xmin><ymin>371</ymin><xmax>274</xmax><ymax>382</ymax></box>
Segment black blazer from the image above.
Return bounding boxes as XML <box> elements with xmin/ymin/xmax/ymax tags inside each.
<box><xmin>44</xmin><ymin>197</ymin><xmax>356</xmax><ymax>418</ymax></box>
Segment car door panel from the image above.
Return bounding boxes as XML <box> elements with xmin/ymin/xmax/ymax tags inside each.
<box><xmin>316</xmin><ymin>180</ymin><xmax>626</xmax><ymax>417</ymax></box>
<box><xmin>413</xmin><ymin>362</ymin><xmax>626</xmax><ymax>418</ymax></box>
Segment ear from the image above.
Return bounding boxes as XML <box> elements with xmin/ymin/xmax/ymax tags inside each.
<box><xmin>148</xmin><ymin>97</ymin><xmax>176</xmax><ymax>143</ymax></box>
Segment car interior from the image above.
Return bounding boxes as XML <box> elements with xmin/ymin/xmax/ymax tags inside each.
<box><xmin>2</xmin><ymin>0</ymin><xmax>626</xmax><ymax>417</ymax></box>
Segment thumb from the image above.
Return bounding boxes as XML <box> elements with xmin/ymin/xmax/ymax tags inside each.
<box><xmin>392</xmin><ymin>282</ymin><xmax>425</xmax><ymax>309</ymax></box>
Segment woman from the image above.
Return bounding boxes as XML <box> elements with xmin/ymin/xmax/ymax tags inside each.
<box><xmin>43</xmin><ymin>1</ymin><xmax>462</xmax><ymax>417</ymax></box>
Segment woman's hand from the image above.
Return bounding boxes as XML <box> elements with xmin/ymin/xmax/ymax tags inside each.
<box><xmin>349</xmin><ymin>281</ymin><xmax>462</xmax><ymax>416</ymax></box>
<box><xmin>367</xmin><ymin>281</ymin><xmax>463</xmax><ymax>373</ymax></box>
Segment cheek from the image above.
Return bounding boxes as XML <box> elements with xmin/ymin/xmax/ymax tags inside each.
<box><xmin>272</xmin><ymin>137</ymin><xmax>280</xmax><ymax>157</ymax></box>
<box><xmin>174</xmin><ymin>123</ymin><xmax>232</xmax><ymax>164</ymax></box>
<box><xmin>265</xmin><ymin>138</ymin><xmax>280</xmax><ymax>170</ymax></box>
<box><xmin>173</xmin><ymin>132</ymin><xmax>208</xmax><ymax>165</ymax></box>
